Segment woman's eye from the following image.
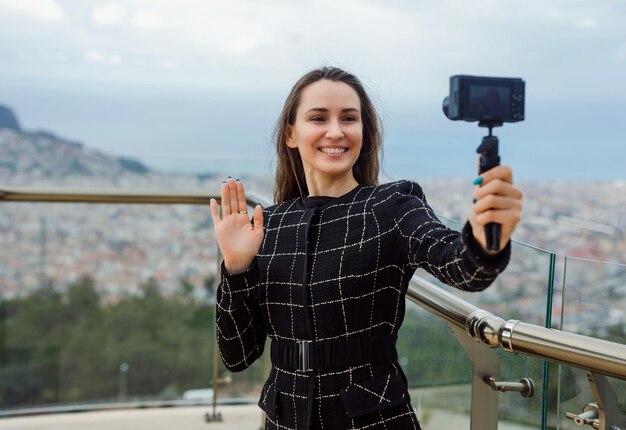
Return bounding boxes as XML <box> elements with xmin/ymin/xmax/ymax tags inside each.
<box><xmin>310</xmin><ymin>116</ymin><xmax>325</xmax><ymax>122</ymax></box>
<box><xmin>343</xmin><ymin>116</ymin><xmax>357</xmax><ymax>122</ymax></box>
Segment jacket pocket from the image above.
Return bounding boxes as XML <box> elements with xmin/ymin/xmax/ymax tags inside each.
<box><xmin>339</xmin><ymin>374</ymin><xmax>411</xmax><ymax>419</ymax></box>
<box><xmin>258</xmin><ymin>380</ymin><xmax>279</xmax><ymax>420</ymax></box>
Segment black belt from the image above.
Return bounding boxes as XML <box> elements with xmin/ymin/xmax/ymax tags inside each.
<box><xmin>270</xmin><ymin>334</ymin><xmax>398</xmax><ymax>372</ymax></box>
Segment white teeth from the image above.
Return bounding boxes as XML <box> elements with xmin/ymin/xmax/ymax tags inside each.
<box><xmin>320</xmin><ymin>147</ymin><xmax>347</xmax><ymax>154</ymax></box>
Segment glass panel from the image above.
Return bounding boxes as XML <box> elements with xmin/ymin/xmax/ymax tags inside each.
<box><xmin>495</xmin><ymin>351</ymin><xmax>550</xmax><ymax>430</ymax></box>
<box><xmin>0</xmin><ymin>201</ymin><xmax>266</xmax><ymax>417</ymax></box>
<box><xmin>402</xmin><ymin>214</ymin><xmax>557</xmax><ymax>429</ymax></box>
<box><xmin>7</xmin><ymin>197</ymin><xmax>603</xmax><ymax>430</ymax></box>
<box><xmin>557</xmin><ymin>257</ymin><xmax>626</xmax><ymax>429</ymax></box>
<box><xmin>431</xmin><ymin>215</ymin><xmax>556</xmax><ymax>327</ymax></box>
<box><xmin>398</xmin><ymin>302</ymin><xmax>549</xmax><ymax>430</ymax></box>
<box><xmin>398</xmin><ymin>301</ymin><xmax>472</xmax><ymax>429</ymax></box>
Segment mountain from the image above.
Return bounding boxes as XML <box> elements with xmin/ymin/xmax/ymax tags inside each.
<box><xmin>0</xmin><ymin>104</ymin><xmax>21</xmax><ymax>132</ymax></box>
<box><xmin>0</xmin><ymin>104</ymin><xmax>153</xmax><ymax>186</ymax></box>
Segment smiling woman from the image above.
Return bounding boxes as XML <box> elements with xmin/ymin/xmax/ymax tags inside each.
<box><xmin>284</xmin><ymin>80</ymin><xmax>364</xmax><ymax>197</ymax></box>
<box><xmin>274</xmin><ymin>68</ymin><xmax>382</xmax><ymax>203</ymax></box>
<box><xmin>209</xmin><ymin>66</ymin><xmax>523</xmax><ymax>429</ymax></box>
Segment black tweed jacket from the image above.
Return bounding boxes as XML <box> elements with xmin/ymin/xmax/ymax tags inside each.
<box><xmin>216</xmin><ymin>180</ymin><xmax>510</xmax><ymax>429</ymax></box>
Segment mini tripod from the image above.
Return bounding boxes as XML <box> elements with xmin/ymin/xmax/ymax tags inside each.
<box><xmin>477</xmin><ymin>120</ymin><xmax>503</xmax><ymax>251</ymax></box>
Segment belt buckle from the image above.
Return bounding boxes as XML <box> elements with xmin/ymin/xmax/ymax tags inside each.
<box><xmin>297</xmin><ymin>340</ymin><xmax>312</xmax><ymax>372</ymax></box>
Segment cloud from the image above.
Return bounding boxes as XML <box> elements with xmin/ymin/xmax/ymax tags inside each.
<box><xmin>85</xmin><ymin>49</ymin><xmax>122</xmax><ymax>65</ymax></box>
<box><xmin>157</xmin><ymin>59</ymin><xmax>179</xmax><ymax>70</ymax></box>
<box><xmin>40</xmin><ymin>50</ymin><xmax>68</xmax><ymax>62</ymax></box>
<box><xmin>93</xmin><ymin>3</ymin><xmax>126</xmax><ymax>25</ymax></box>
<box><xmin>2</xmin><ymin>0</ymin><xmax>625</xmax><ymax>103</ymax></box>
<box><xmin>576</xmin><ymin>17</ymin><xmax>598</xmax><ymax>29</ymax></box>
<box><xmin>131</xmin><ymin>9</ymin><xmax>162</xmax><ymax>29</ymax></box>
<box><xmin>220</xmin><ymin>30</ymin><xmax>272</xmax><ymax>55</ymax></box>
<box><xmin>186</xmin><ymin>21</ymin><xmax>274</xmax><ymax>56</ymax></box>
<box><xmin>615</xmin><ymin>43</ymin><xmax>626</xmax><ymax>62</ymax></box>
<box><xmin>0</xmin><ymin>0</ymin><xmax>64</xmax><ymax>20</ymax></box>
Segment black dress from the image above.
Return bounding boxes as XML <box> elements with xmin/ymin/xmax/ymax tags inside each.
<box><xmin>216</xmin><ymin>180</ymin><xmax>510</xmax><ymax>429</ymax></box>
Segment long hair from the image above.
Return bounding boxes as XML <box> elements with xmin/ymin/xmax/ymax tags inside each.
<box><xmin>273</xmin><ymin>67</ymin><xmax>383</xmax><ymax>203</ymax></box>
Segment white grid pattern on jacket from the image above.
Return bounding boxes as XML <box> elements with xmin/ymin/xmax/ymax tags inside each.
<box><xmin>216</xmin><ymin>180</ymin><xmax>510</xmax><ymax>429</ymax></box>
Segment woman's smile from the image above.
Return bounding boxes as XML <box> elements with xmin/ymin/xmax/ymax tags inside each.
<box><xmin>318</xmin><ymin>146</ymin><xmax>349</xmax><ymax>155</ymax></box>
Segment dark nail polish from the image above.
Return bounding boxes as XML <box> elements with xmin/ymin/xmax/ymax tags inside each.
<box><xmin>473</xmin><ymin>177</ymin><xmax>484</xmax><ymax>185</ymax></box>
<box><xmin>227</xmin><ymin>176</ymin><xmax>232</xmax><ymax>179</ymax></box>
<box><xmin>236</xmin><ymin>178</ymin><xmax>240</xmax><ymax>182</ymax></box>
<box><xmin>472</xmin><ymin>198</ymin><xmax>477</xmax><ymax>204</ymax></box>
<box><xmin>222</xmin><ymin>180</ymin><xmax>226</xmax><ymax>184</ymax></box>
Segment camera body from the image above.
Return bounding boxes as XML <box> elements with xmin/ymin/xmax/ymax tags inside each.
<box><xmin>443</xmin><ymin>75</ymin><xmax>525</xmax><ymax>123</ymax></box>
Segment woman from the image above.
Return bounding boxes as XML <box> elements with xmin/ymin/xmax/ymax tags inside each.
<box><xmin>210</xmin><ymin>67</ymin><xmax>522</xmax><ymax>429</ymax></box>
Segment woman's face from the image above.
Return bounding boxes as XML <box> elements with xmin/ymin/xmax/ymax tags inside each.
<box><xmin>286</xmin><ymin>79</ymin><xmax>363</xmax><ymax>183</ymax></box>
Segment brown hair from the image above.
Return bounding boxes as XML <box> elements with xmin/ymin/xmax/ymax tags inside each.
<box><xmin>273</xmin><ymin>67</ymin><xmax>383</xmax><ymax>203</ymax></box>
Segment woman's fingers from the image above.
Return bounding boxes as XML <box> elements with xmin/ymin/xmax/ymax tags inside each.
<box><xmin>236</xmin><ymin>180</ymin><xmax>247</xmax><ymax>215</ymax></box>
<box><xmin>228</xmin><ymin>178</ymin><xmax>238</xmax><ymax>215</ymax></box>
<box><xmin>470</xmin><ymin>164</ymin><xmax>522</xmax><ymax>251</ymax></box>
<box><xmin>221</xmin><ymin>181</ymin><xmax>231</xmax><ymax>216</ymax></box>
<box><xmin>474</xmin><ymin>178</ymin><xmax>523</xmax><ymax>201</ymax></box>
<box><xmin>472</xmin><ymin>193</ymin><xmax>522</xmax><ymax>227</ymax></box>
<box><xmin>212</xmin><ymin>178</ymin><xmax>264</xmax><ymax>275</ymax></box>
<box><xmin>219</xmin><ymin>178</ymin><xmax>251</xmax><ymax>217</ymax></box>
<box><xmin>477</xmin><ymin>165</ymin><xmax>513</xmax><ymax>185</ymax></box>
<box><xmin>474</xmin><ymin>194</ymin><xmax>521</xmax><ymax>214</ymax></box>
<box><xmin>253</xmin><ymin>204</ymin><xmax>263</xmax><ymax>230</ymax></box>
<box><xmin>475</xmin><ymin>207</ymin><xmax>521</xmax><ymax>227</ymax></box>
<box><xmin>210</xmin><ymin>198</ymin><xmax>221</xmax><ymax>225</ymax></box>
<box><xmin>473</xmin><ymin>175</ymin><xmax>523</xmax><ymax>226</ymax></box>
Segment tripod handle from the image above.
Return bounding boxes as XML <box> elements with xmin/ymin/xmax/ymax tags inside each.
<box><xmin>477</xmin><ymin>135</ymin><xmax>501</xmax><ymax>251</ymax></box>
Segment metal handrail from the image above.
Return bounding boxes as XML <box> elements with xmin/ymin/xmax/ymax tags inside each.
<box><xmin>0</xmin><ymin>186</ymin><xmax>219</xmax><ymax>204</ymax></box>
<box><xmin>407</xmin><ymin>276</ymin><xmax>626</xmax><ymax>380</ymax></box>
<box><xmin>4</xmin><ymin>185</ymin><xmax>626</xmax><ymax>428</ymax></box>
<box><xmin>4</xmin><ymin>186</ymin><xmax>626</xmax><ymax>379</ymax></box>
<box><xmin>0</xmin><ymin>186</ymin><xmax>272</xmax><ymax>207</ymax></box>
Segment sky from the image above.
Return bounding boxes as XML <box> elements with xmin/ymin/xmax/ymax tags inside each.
<box><xmin>0</xmin><ymin>0</ymin><xmax>625</xmax><ymax>181</ymax></box>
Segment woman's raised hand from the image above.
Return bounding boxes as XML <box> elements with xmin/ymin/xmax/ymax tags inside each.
<box><xmin>210</xmin><ymin>178</ymin><xmax>264</xmax><ymax>274</ymax></box>
<box><xmin>468</xmin><ymin>165</ymin><xmax>523</xmax><ymax>254</ymax></box>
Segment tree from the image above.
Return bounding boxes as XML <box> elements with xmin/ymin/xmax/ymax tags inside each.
<box><xmin>203</xmin><ymin>273</ymin><xmax>217</xmax><ymax>302</ymax></box>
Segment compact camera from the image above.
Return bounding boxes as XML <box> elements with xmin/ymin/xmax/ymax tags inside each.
<box><xmin>441</xmin><ymin>74</ymin><xmax>526</xmax><ymax>251</ymax></box>
<box><xmin>442</xmin><ymin>75</ymin><xmax>525</xmax><ymax>123</ymax></box>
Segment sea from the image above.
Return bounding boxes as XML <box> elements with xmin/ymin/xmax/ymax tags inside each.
<box><xmin>4</xmin><ymin>85</ymin><xmax>625</xmax><ymax>183</ymax></box>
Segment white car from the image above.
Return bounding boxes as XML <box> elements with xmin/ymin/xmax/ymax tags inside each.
<box><xmin>182</xmin><ymin>388</ymin><xmax>214</xmax><ymax>401</ymax></box>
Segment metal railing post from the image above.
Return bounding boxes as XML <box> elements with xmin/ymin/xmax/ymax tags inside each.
<box><xmin>449</xmin><ymin>326</ymin><xmax>500</xmax><ymax>430</ymax></box>
<box><xmin>207</xmin><ymin>242</ymin><xmax>224</xmax><ymax>422</ymax></box>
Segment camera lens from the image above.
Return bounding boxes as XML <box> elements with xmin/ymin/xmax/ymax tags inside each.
<box><xmin>442</xmin><ymin>96</ymin><xmax>450</xmax><ymax>118</ymax></box>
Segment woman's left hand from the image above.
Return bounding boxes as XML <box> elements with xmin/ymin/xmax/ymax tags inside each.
<box><xmin>468</xmin><ymin>165</ymin><xmax>523</xmax><ymax>254</ymax></box>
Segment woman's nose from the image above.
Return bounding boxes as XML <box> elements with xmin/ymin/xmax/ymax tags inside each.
<box><xmin>325</xmin><ymin>120</ymin><xmax>344</xmax><ymax>140</ymax></box>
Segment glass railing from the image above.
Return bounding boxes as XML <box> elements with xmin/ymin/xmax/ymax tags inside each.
<box><xmin>398</xmin><ymin>302</ymin><xmax>474</xmax><ymax>428</ymax></box>
<box><xmin>0</xmin><ymin>189</ymin><xmax>272</xmax><ymax>425</ymax></box>
<box><xmin>0</xmin><ymin>201</ymin><xmax>226</xmax><ymax>411</ymax></box>
<box><xmin>399</xmin><ymin>216</ymin><xmax>557</xmax><ymax>430</ymax></box>
<box><xmin>1</xmin><ymin>186</ymin><xmax>625</xmax><ymax>430</ymax></box>
<box><xmin>557</xmin><ymin>257</ymin><xmax>626</xmax><ymax>430</ymax></box>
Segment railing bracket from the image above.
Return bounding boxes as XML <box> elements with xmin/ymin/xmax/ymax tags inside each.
<box><xmin>564</xmin><ymin>371</ymin><xmax>623</xmax><ymax>430</ymax></box>
<box><xmin>484</xmin><ymin>376</ymin><xmax>535</xmax><ymax>398</ymax></box>
<box><xmin>566</xmin><ymin>402</ymin><xmax>600</xmax><ymax>428</ymax></box>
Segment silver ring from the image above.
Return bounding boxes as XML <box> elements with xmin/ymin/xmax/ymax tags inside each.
<box><xmin>238</xmin><ymin>211</ymin><xmax>247</xmax><ymax>214</ymax></box>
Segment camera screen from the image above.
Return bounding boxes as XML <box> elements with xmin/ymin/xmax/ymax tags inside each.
<box><xmin>468</xmin><ymin>85</ymin><xmax>511</xmax><ymax>118</ymax></box>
